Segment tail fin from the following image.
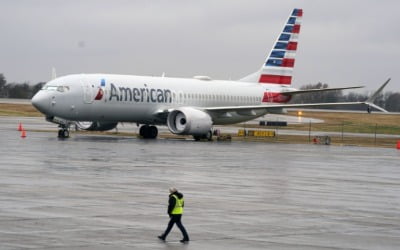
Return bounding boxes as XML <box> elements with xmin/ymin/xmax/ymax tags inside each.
<box><xmin>240</xmin><ymin>8</ymin><xmax>303</xmax><ymax>85</ymax></box>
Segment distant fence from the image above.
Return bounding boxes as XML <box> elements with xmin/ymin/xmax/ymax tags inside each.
<box><xmin>236</xmin><ymin>122</ymin><xmax>400</xmax><ymax>148</ymax></box>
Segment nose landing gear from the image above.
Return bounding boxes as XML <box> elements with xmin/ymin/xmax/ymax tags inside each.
<box><xmin>58</xmin><ymin>127</ymin><xmax>70</xmax><ymax>138</ymax></box>
<box><xmin>57</xmin><ymin>123</ymin><xmax>71</xmax><ymax>139</ymax></box>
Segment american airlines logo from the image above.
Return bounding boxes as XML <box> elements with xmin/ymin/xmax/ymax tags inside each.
<box><xmin>109</xmin><ymin>83</ymin><xmax>172</xmax><ymax>103</ymax></box>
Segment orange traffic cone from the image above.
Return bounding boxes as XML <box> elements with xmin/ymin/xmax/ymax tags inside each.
<box><xmin>397</xmin><ymin>141</ymin><xmax>400</xmax><ymax>150</ymax></box>
<box><xmin>21</xmin><ymin>130</ymin><xmax>26</xmax><ymax>138</ymax></box>
<box><xmin>18</xmin><ymin>123</ymin><xmax>23</xmax><ymax>131</ymax></box>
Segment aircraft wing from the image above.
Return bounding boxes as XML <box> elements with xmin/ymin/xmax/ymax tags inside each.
<box><xmin>154</xmin><ymin>78</ymin><xmax>390</xmax><ymax>122</ymax></box>
<box><xmin>280</xmin><ymin>86</ymin><xmax>364</xmax><ymax>95</ymax></box>
<box><xmin>153</xmin><ymin>101</ymin><xmax>387</xmax><ymax>124</ymax></box>
<box><xmin>203</xmin><ymin>101</ymin><xmax>387</xmax><ymax>113</ymax></box>
<box><xmin>205</xmin><ymin>78</ymin><xmax>391</xmax><ymax>113</ymax></box>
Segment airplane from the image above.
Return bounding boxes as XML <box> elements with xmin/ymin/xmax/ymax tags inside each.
<box><xmin>31</xmin><ymin>8</ymin><xmax>389</xmax><ymax>140</ymax></box>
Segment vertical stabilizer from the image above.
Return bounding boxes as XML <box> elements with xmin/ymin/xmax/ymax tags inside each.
<box><xmin>240</xmin><ymin>8</ymin><xmax>303</xmax><ymax>85</ymax></box>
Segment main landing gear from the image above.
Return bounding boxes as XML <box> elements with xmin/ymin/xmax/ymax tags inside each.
<box><xmin>139</xmin><ymin>125</ymin><xmax>158</xmax><ymax>139</ymax></box>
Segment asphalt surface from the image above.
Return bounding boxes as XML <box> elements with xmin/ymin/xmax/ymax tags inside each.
<box><xmin>1</xmin><ymin>116</ymin><xmax>400</xmax><ymax>249</ymax></box>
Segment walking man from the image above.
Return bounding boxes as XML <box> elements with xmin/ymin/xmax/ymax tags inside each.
<box><xmin>158</xmin><ymin>187</ymin><xmax>190</xmax><ymax>243</ymax></box>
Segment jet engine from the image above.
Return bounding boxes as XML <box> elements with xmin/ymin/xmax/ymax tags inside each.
<box><xmin>167</xmin><ymin>107</ymin><xmax>213</xmax><ymax>136</ymax></box>
<box><xmin>75</xmin><ymin>121</ymin><xmax>118</xmax><ymax>131</ymax></box>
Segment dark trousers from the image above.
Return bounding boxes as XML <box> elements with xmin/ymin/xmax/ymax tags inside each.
<box><xmin>162</xmin><ymin>214</ymin><xmax>189</xmax><ymax>240</ymax></box>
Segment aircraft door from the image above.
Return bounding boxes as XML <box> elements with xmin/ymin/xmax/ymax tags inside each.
<box><xmin>81</xmin><ymin>77</ymin><xmax>94</xmax><ymax>104</ymax></box>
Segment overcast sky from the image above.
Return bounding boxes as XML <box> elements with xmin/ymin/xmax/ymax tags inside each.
<box><xmin>0</xmin><ymin>0</ymin><xmax>398</xmax><ymax>92</ymax></box>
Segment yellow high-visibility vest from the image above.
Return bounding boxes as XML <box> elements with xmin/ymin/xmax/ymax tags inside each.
<box><xmin>171</xmin><ymin>194</ymin><xmax>184</xmax><ymax>214</ymax></box>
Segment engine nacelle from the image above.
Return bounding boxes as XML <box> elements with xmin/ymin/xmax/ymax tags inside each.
<box><xmin>167</xmin><ymin>107</ymin><xmax>213</xmax><ymax>136</ymax></box>
<box><xmin>75</xmin><ymin>121</ymin><xmax>118</xmax><ymax>131</ymax></box>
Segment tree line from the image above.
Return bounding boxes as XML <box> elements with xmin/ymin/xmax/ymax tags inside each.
<box><xmin>0</xmin><ymin>74</ymin><xmax>44</xmax><ymax>99</ymax></box>
<box><xmin>0</xmin><ymin>73</ymin><xmax>399</xmax><ymax>111</ymax></box>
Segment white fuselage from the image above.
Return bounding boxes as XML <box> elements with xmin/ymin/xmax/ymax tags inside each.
<box><xmin>32</xmin><ymin>74</ymin><xmax>291</xmax><ymax>125</ymax></box>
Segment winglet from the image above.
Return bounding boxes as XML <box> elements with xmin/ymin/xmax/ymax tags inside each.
<box><xmin>365</xmin><ymin>78</ymin><xmax>391</xmax><ymax>112</ymax></box>
<box><xmin>367</xmin><ymin>78</ymin><xmax>391</xmax><ymax>103</ymax></box>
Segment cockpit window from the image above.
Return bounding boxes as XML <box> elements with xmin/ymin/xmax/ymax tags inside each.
<box><xmin>41</xmin><ymin>85</ymin><xmax>70</xmax><ymax>92</ymax></box>
<box><xmin>57</xmin><ymin>86</ymin><xmax>70</xmax><ymax>92</ymax></box>
<box><xmin>42</xmin><ymin>85</ymin><xmax>58</xmax><ymax>91</ymax></box>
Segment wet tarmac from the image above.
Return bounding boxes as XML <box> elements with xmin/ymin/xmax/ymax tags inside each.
<box><xmin>1</xmin><ymin>116</ymin><xmax>400</xmax><ymax>249</ymax></box>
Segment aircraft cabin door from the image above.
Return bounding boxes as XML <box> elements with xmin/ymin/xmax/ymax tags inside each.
<box><xmin>81</xmin><ymin>76</ymin><xmax>94</xmax><ymax>104</ymax></box>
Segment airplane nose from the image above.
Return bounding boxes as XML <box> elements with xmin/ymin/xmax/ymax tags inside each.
<box><xmin>31</xmin><ymin>91</ymin><xmax>50</xmax><ymax>114</ymax></box>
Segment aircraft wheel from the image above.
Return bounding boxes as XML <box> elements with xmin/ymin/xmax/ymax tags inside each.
<box><xmin>139</xmin><ymin>125</ymin><xmax>157</xmax><ymax>139</ymax></box>
<box><xmin>63</xmin><ymin>129</ymin><xmax>70</xmax><ymax>138</ymax></box>
<box><xmin>139</xmin><ymin>125</ymin><xmax>148</xmax><ymax>137</ymax></box>
<box><xmin>149</xmin><ymin>126</ymin><xmax>158</xmax><ymax>139</ymax></box>
<box><xmin>58</xmin><ymin>128</ymin><xmax>69</xmax><ymax>138</ymax></box>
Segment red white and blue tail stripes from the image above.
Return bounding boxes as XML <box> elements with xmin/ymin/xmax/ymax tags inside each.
<box><xmin>259</xmin><ymin>8</ymin><xmax>302</xmax><ymax>85</ymax></box>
